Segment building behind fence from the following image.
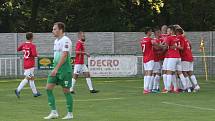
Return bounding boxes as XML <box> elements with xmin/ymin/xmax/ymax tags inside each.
<box><xmin>0</xmin><ymin>32</ymin><xmax>214</xmax><ymax>78</ymax></box>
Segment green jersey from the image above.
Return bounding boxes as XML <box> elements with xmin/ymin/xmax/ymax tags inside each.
<box><xmin>53</xmin><ymin>36</ymin><xmax>72</xmax><ymax>73</ymax></box>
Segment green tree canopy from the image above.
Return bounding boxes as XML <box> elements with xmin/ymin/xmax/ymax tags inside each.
<box><xmin>0</xmin><ymin>0</ymin><xmax>214</xmax><ymax>32</ymax></box>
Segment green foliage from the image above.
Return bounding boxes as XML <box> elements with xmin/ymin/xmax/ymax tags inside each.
<box><xmin>0</xmin><ymin>0</ymin><xmax>214</xmax><ymax>32</ymax></box>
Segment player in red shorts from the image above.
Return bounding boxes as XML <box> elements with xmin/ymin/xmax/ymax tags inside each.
<box><xmin>15</xmin><ymin>32</ymin><xmax>41</xmax><ymax>98</ymax></box>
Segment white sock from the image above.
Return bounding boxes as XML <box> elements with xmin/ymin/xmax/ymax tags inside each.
<box><xmin>155</xmin><ymin>75</ymin><xmax>160</xmax><ymax>90</ymax></box>
<box><xmin>86</xmin><ymin>78</ymin><xmax>94</xmax><ymax>90</ymax></box>
<box><xmin>149</xmin><ymin>76</ymin><xmax>154</xmax><ymax>90</ymax></box>
<box><xmin>67</xmin><ymin>112</ymin><xmax>73</xmax><ymax>115</ymax></box>
<box><xmin>70</xmin><ymin>78</ymin><xmax>76</xmax><ymax>91</ymax></box>
<box><xmin>166</xmin><ymin>75</ymin><xmax>172</xmax><ymax>91</ymax></box>
<box><xmin>153</xmin><ymin>75</ymin><xmax>160</xmax><ymax>90</ymax></box>
<box><xmin>172</xmin><ymin>75</ymin><xmax>178</xmax><ymax>91</ymax></box>
<box><xmin>153</xmin><ymin>76</ymin><xmax>157</xmax><ymax>89</ymax></box>
<box><xmin>144</xmin><ymin>76</ymin><xmax>147</xmax><ymax>90</ymax></box>
<box><xmin>186</xmin><ymin>77</ymin><xmax>193</xmax><ymax>88</ymax></box>
<box><xmin>163</xmin><ymin>74</ymin><xmax>167</xmax><ymax>90</ymax></box>
<box><xmin>17</xmin><ymin>79</ymin><xmax>28</xmax><ymax>92</ymax></box>
<box><xmin>29</xmin><ymin>80</ymin><xmax>38</xmax><ymax>94</ymax></box>
<box><xmin>177</xmin><ymin>78</ymin><xmax>183</xmax><ymax>89</ymax></box>
<box><xmin>179</xmin><ymin>74</ymin><xmax>188</xmax><ymax>90</ymax></box>
<box><xmin>190</xmin><ymin>75</ymin><xmax>198</xmax><ymax>86</ymax></box>
<box><xmin>144</xmin><ymin>76</ymin><xmax>150</xmax><ymax>91</ymax></box>
<box><xmin>51</xmin><ymin>110</ymin><xmax>58</xmax><ymax>114</ymax></box>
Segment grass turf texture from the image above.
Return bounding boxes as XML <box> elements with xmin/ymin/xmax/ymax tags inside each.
<box><xmin>0</xmin><ymin>77</ymin><xmax>215</xmax><ymax>121</ymax></box>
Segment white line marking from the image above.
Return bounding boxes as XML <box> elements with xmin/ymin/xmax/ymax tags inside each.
<box><xmin>162</xmin><ymin>101</ymin><xmax>215</xmax><ymax>111</ymax></box>
<box><xmin>58</xmin><ymin>97</ymin><xmax>124</xmax><ymax>102</ymax></box>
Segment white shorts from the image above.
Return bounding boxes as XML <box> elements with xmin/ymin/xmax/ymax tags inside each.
<box><xmin>153</xmin><ymin>61</ymin><xmax>161</xmax><ymax>73</ymax></box>
<box><xmin>162</xmin><ymin>58</ymin><xmax>168</xmax><ymax>70</ymax></box>
<box><xmin>24</xmin><ymin>67</ymin><xmax>34</xmax><ymax>78</ymax></box>
<box><xmin>182</xmin><ymin>61</ymin><xmax>193</xmax><ymax>71</ymax></box>
<box><xmin>74</xmin><ymin>64</ymin><xmax>89</xmax><ymax>75</ymax></box>
<box><xmin>144</xmin><ymin>60</ymin><xmax>155</xmax><ymax>71</ymax></box>
<box><xmin>166</xmin><ymin>58</ymin><xmax>182</xmax><ymax>71</ymax></box>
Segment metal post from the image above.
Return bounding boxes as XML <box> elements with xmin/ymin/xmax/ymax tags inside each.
<box><xmin>4</xmin><ymin>59</ymin><xmax>7</xmax><ymax>76</ymax></box>
<box><xmin>10</xmin><ymin>58</ymin><xmax>12</xmax><ymax>75</ymax></box>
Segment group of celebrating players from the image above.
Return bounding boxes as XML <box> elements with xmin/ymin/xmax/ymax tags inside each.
<box><xmin>13</xmin><ymin>22</ymin><xmax>201</xmax><ymax>120</ymax></box>
<box><xmin>140</xmin><ymin>25</ymin><xmax>200</xmax><ymax>94</ymax></box>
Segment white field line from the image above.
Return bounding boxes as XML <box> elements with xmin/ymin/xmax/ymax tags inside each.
<box><xmin>58</xmin><ymin>97</ymin><xmax>124</xmax><ymax>102</ymax></box>
<box><xmin>162</xmin><ymin>101</ymin><xmax>215</xmax><ymax>111</ymax></box>
<box><xmin>0</xmin><ymin>79</ymin><xmax>141</xmax><ymax>83</ymax></box>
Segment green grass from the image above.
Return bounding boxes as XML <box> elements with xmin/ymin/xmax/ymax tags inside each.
<box><xmin>0</xmin><ymin>77</ymin><xmax>215</xmax><ymax>121</ymax></box>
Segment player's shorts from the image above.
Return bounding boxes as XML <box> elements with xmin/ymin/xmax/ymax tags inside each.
<box><xmin>182</xmin><ymin>61</ymin><xmax>193</xmax><ymax>71</ymax></box>
<box><xmin>153</xmin><ymin>61</ymin><xmax>161</xmax><ymax>73</ymax></box>
<box><xmin>144</xmin><ymin>60</ymin><xmax>155</xmax><ymax>71</ymax></box>
<box><xmin>166</xmin><ymin>58</ymin><xmax>182</xmax><ymax>71</ymax></box>
<box><xmin>24</xmin><ymin>67</ymin><xmax>34</xmax><ymax>78</ymax></box>
<box><xmin>74</xmin><ymin>64</ymin><xmax>89</xmax><ymax>75</ymax></box>
<box><xmin>47</xmin><ymin>72</ymin><xmax>72</xmax><ymax>88</ymax></box>
<box><xmin>162</xmin><ymin>58</ymin><xmax>168</xmax><ymax>70</ymax></box>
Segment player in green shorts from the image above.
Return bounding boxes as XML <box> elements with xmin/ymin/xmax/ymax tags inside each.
<box><xmin>44</xmin><ymin>22</ymin><xmax>73</xmax><ymax>120</ymax></box>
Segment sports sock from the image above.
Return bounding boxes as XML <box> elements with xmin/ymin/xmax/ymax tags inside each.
<box><xmin>163</xmin><ymin>74</ymin><xmax>167</xmax><ymax>90</ymax></box>
<box><xmin>64</xmin><ymin>93</ymin><xmax>73</xmax><ymax>112</ymax></box>
<box><xmin>17</xmin><ymin>79</ymin><xmax>28</xmax><ymax>92</ymax></box>
<box><xmin>179</xmin><ymin>74</ymin><xmax>187</xmax><ymax>90</ymax></box>
<box><xmin>29</xmin><ymin>80</ymin><xmax>38</xmax><ymax>94</ymax></box>
<box><xmin>46</xmin><ymin>90</ymin><xmax>56</xmax><ymax>110</ymax></box>
<box><xmin>86</xmin><ymin>78</ymin><xmax>94</xmax><ymax>90</ymax></box>
<box><xmin>190</xmin><ymin>75</ymin><xmax>198</xmax><ymax>86</ymax></box>
<box><xmin>166</xmin><ymin>75</ymin><xmax>172</xmax><ymax>91</ymax></box>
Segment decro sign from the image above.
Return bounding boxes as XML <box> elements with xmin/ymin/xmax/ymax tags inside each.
<box><xmin>88</xmin><ymin>55</ymin><xmax>137</xmax><ymax>77</ymax></box>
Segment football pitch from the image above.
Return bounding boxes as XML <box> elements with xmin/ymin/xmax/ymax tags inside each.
<box><xmin>0</xmin><ymin>77</ymin><xmax>215</xmax><ymax>121</ymax></box>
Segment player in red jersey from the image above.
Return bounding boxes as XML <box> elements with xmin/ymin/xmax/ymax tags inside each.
<box><xmin>162</xmin><ymin>25</ymin><xmax>188</xmax><ymax>93</ymax></box>
<box><xmin>151</xmin><ymin>28</ymin><xmax>163</xmax><ymax>92</ymax></box>
<box><xmin>15</xmin><ymin>32</ymin><xmax>41</xmax><ymax>98</ymax></box>
<box><xmin>140</xmin><ymin>27</ymin><xmax>158</xmax><ymax>94</ymax></box>
<box><xmin>70</xmin><ymin>32</ymin><xmax>99</xmax><ymax>94</ymax></box>
<box><xmin>176</xmin><ymin>28</ymin><xmax>200</xmax><ymax>92</ymax></box>
<box><xmin>159</xmin><ymin>25</ymin><xmax>169</xmax><ymax>91</ymax></box>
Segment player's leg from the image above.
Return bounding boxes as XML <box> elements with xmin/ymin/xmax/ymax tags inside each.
<box><xmin>70</xmin><ymin>74</ymin><xmax>79</xmax><ymax>93</ymax></box>
<box><xmin>152</xmin><ymin>62</ymin><xmax>160</xmax><ymax>92</ymax></box>
<box><xmin>70</xmin><ymin>64</ymin><xmax>80</xmax><ymax>93</ymax></box>
<box><xmin>61</xmin><ymin>73</ymin><xmax>73</xmax><ymax>119</ymax></box>
<box><xmin>165</xmin><ymin>58</ymin><xmax>178</xmax><ymax>93</ymax></box>
<box><xmin>15</xmin><ymin>69</ymin><xmax>30</xmax><ymax>98</ymax></box>
<box><xmin>155</xmin><ymin>61</ymin><xmax>162</xmax><ymax>91</ymax></box>
<box><xmin>171</xmin><ymin>73</ymin><xmax>179</xmax><ymax>93</ymax></box>
<box><xmin>162</xmin><ymin>58</ymin><xmax>168</xmax><ymax>92</ymax></box>
<box><xmin>181</xmin><ymin>61</ymin><xmax>193</xmax><ymax>92</ymax></box>
<box><xmin>83</xmin><ymin>65</ymin><xmax>99</xmax><ymax>93</ymax></box>
<box><xmin>143</xmin><ymin>60</ymin><xmax>154</xmax><ymax>94</ymax></box>
<box><xmin>176</xmin><ymin>60</ymin><xmax>189</xmax><ymax>92</ymax></box>
<box><xmin>188</xmin><ymin>62</ymin><xmax>200</xmax><ymax>91</ymax></box>
<box><xmin>44</xmin><ymin>75</ymin><xmax>58</xmax><ymax>119</ymax></box>
<box><xmin>27</xmin><ymin>68</ymin><xmax>41</xmax><ymax>97</ymax></box>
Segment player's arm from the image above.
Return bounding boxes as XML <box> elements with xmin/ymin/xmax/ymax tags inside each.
<box><xmin>54</xmin><ymin>52</ymin><xmax>68</xmax><ymax>71</ymax></box>
<box><xmin>159</xmin><ymin>40</ymin><xmax>168</xmax><ymax>50</ymax></box>
<box><xmin>17</xmin><ymin>43</ymin><xmax>23</xmax><ymax>51</ymax></box>
<box><xmin>151</xmin><ymin>39</ymin><xmax>161</xmax><ymax>50</ymax></box>
<box><xmin>31</xmin><ymin>45</ymin><xmax>38</xmax><ymax>57</ymax></box>
<box><xmin>75</xmin><ymin>43</ymin><xmax>90</xmax><ymax>57</ymax></box>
